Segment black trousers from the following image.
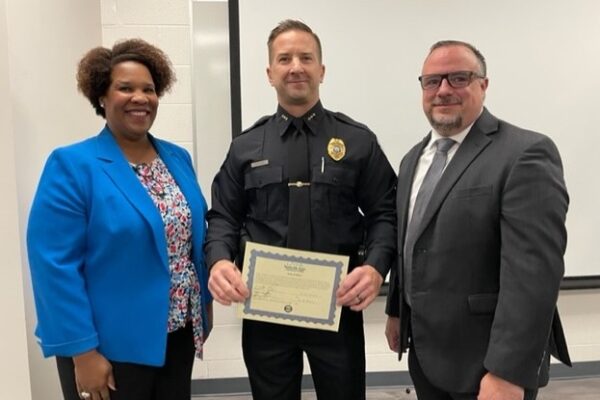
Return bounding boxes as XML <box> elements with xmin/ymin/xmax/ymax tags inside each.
<box><xmin>56</xmin><ymin>324</ymin><xmax>195</xmax><ymax>400</ymax></box>
<box><xmin>242</xmin><ymin>307</ymin><xmax>366</xmax><ymax>400</ymax></box>
<box><xmin>408</xmin><ymin>347</ymin><xmax>539</xmax><ymax>400</ymax></box>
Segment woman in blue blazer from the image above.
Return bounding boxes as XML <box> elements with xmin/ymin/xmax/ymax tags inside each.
<box><xmin>27</xmin><ymin>39</ymin><xmax>212</xmax><ymax>400</ymax></box>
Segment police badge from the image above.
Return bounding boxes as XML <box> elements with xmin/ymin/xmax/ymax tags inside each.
<box><xmin>327</xmin><ymin>138</ymin><xmax>346</xmax><ymax>161</ymax></box>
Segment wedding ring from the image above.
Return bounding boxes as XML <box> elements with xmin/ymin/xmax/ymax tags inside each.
<box><xmin>80</xmin><ymin>391</ymin><xmax>91</xmax><ymax>399</ymax></box>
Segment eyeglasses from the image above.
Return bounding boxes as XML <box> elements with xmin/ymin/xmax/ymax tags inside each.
<box><xmin>418</xmin><ymin>71</ymin><xmax>485</xmax><ymax>90</ymax></box>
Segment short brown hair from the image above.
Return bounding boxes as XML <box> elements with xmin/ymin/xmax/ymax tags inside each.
<box><xmin>76</xmin><ymin>38</ymin><xmax>176</xmax><ymax>118</ymax></box>
<box><xmin>267</xmin><ymin>19</ymin><xmax>322</xmax><ymax>63</ymax></box>
<box><xmin>429</xmin><ymin>40</ymin><xmax>487</xmax><ymax>77</ymax></box>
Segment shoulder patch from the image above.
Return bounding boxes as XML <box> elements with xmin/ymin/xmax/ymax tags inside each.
<box><xmin>240</xmin><ymin>115</ymin><xmax>272</xmax><ymax>135</ymax></box>
<box><xmin>332</xmin><ymin>111</ymin><xmax>370</xmax><ymax>131</ymax></box>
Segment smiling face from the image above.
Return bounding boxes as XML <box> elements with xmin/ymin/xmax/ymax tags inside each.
<box><xmin>422</xmin><ymin>45</ymin><xmax>488</xmax><ymax>136</ymax></box>
<box><xmin>100</xmin><ymin>61</ymin><xmax>158</xmax><ymax>142</ymax></box>
<box><xmin>267</xmin><ymin>29</ymin><xmax>325</xmax><ymax>115</ymax></box>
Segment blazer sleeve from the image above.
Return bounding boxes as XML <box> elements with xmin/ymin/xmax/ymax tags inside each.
<box><xmin>484</xmin><ymin>136</ymin><xmax>568</xmax><ymax>388</ymax></box>
<box><xmin>26</xmin><ymin>150</ymin><xmax>99</xmax><ymax>357</ymax></box>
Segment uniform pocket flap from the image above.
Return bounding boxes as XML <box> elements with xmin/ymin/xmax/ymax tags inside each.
<box><xmin>244</xmin><ymin>166</ymin><xmax>283</xmax><ymax>189</ymax></box>
<box><xmin>312</xmin><ymin>165</ymin><xmax>357</xmax><ymax>186</ymax></box>
<box><xmin>468</xmin><ymin>293</ymin><xmax>498</xmax><ymax>315</ymax></box>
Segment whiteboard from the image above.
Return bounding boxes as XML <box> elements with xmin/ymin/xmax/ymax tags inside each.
<box><xmin>233</xmin><ymin>0</ymin><xmax>600</xmax><ymax>277</ymax></box>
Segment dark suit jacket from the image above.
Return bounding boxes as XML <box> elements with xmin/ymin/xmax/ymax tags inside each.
<box><xmin>386</xmin><ymin>108</ymin><xmax>571</xmax><ymax>393</ymax></box>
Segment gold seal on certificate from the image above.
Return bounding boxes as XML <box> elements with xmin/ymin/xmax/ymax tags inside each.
<box><xmin>238</xmin><ymin>242</ymin><xmax>349</xmax><ymax>332</ymax></box>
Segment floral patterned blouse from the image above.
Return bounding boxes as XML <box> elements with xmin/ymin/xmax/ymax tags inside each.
<box><xmin>132</xmin><ymin>157</ymin><xmax>203</xmax><ymax>358</ymax></box>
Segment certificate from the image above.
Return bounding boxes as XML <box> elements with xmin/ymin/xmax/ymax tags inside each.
<box><xmin>237</xmin><ymin>242</ymin><xmax>349</xmax><ymax>331</ymax></box>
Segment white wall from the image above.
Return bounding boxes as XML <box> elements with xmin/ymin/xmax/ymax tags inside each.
<box><xmin>558</xmin><ymin>290</ymin><xmax>600</xmax><ymax>363</ymax></box>
<box><xmin>237</xmin><ymin>0</ymin><xmax>600</xmax><ymax>278</ymax></box>
<box><xmin>190</xmin><ymin>0</ymin><xmax>233</xmax><ymax>200</ymax></box>
<box><xmin>101</xmin><ymin>0</ymin><xmax>198</xmax><ymax>178</ymax></box>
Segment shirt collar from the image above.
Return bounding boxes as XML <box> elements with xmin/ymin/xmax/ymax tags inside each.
<box><xmin>428</xmin><ymin>125</ymin><xmax>470</xmax><ymax>150</ymax></box>
<box><xmin>277</xmin><ymin>101</ymin><xmax>325</xmax><ymax>137</ymax></box>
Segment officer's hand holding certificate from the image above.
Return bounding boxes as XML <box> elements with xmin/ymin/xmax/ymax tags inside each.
<box><xmin>237</xmin><ymin>242</ymin><xmax>349</xmax><ymax>331</ymax></box>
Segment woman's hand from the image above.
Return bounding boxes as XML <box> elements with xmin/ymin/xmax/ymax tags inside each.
<box><xmin>73</xmin><ymin>349</ymin><xmax>116</xmax><ymax>400</ymax></box>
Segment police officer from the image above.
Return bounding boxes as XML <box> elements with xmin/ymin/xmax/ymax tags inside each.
<box><xmin>205</xmin><ymin>19</ymin><xmax>396</xmax><ymax>400</ymax></box>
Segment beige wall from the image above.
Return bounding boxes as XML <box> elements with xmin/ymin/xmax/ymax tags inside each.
<box><xmin>0</xmin><ymin>0</ymin><xmax>31</xmax><ymax>397</ymax></box>
<box><xmin>4</xmin><ymin>0</ymin><xmax>102</xmax><ymax>398</ymax></box>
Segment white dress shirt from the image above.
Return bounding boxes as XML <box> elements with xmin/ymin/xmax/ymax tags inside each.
<box><xmin>407</xmin><ymin>124</ymin><xmax>473</xmax><ymax>223</ymax></box>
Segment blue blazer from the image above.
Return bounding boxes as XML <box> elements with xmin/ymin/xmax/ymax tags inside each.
<box><xmin>27</xmin><ymin>127</ymin><xmax>212</xmax><ymax>366</ymax></box>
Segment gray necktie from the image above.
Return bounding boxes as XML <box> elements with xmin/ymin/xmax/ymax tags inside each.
<box><xmin>403</xmin><ymin>138</ymin><xmax>456</xmax><ymax>306</ymax></box>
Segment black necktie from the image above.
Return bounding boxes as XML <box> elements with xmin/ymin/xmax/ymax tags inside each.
<box><xmin>403</xmin><ymin>138</ymin><xmax>456</xmax><ymax>306</ymax></box>
<box><xmin>287</xmin><ymin>119</ymin><xmax>311</xmax><ymax>250</ymax></box>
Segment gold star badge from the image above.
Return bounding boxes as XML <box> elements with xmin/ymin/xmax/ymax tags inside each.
<box><xmin>327</xmin><ymin>138</ymin><xmax>346</xmax><ymax>161</ymax></box>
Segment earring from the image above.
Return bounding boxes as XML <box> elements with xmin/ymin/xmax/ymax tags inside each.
<box><xmin>100</xmin><ymin>102</ymin><xmax>104</xmax><ymax>108</ymax></box>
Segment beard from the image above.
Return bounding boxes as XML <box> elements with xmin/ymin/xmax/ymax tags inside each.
<box><xmin>427</xmin><ymin>112</ymin><xmax>463</xmax><ymax>136</ymax></box>
<box><xmin>426</xmin><ymin>96</ymin><xmax>463</xmax><ymax>135</ymax></box>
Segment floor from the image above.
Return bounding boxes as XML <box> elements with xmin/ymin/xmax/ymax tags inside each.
<box><xmin>195</xmin><ymin>377</ymin><xmax>600</xmax><ymax>399</ymax></box>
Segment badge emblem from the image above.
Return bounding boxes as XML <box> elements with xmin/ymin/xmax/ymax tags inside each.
<box><xmin>327</xmin><ymin>138</ymin><xmax>346</xmax><ymax>161</ymax></box>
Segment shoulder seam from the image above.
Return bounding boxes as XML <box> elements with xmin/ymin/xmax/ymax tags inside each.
<box><xmin>331</xmin><ymin>111</ymin><xmax>371</xmax><ymax>132</ymax></box>
<box><xmin>240</xmin><ymin>115</ymin><xmax>272</xmax><ymax>135</ymax></box>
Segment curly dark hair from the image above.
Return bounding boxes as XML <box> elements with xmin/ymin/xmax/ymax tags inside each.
<box><xmin>76</xmin><ymin>38</ymin><xmax>176</xmax><ymax>118</ymax></box>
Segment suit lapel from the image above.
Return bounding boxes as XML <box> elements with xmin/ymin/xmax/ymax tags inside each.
<box><xmin>415</xmin><ymin>109</ymin><xmax>497</xmax><ymax>240</ymax></box>
<box><xmin>95</xmin><ymin>127</ymin><xmax>169</xmax><ymax>269</ymax></box>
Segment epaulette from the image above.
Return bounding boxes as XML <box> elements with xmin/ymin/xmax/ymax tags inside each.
<box><xmin>240</xmin><ymin>115</ymin><xmax>271</xmax><ymax>135</ymax></box>
<box><xmin>332</xmin><ymin>111</ymin><xmax>370</xmax><ymax>131</ymax></box>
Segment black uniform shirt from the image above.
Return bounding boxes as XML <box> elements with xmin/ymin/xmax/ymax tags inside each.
<box><xmin>205</xmin><ymin>101</ymin><xmax>396</xmax><ymax>277</ymax></box>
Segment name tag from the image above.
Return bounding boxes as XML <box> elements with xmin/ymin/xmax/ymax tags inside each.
<box><xmin>251</xmin><ymin>159</ymin><xmax>269</xmax><ymax>168</ymax></box>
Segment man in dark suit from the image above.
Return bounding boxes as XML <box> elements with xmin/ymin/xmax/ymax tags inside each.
<box><xmin>385</xmin><ymin>40</ymin><xmax>571</xmax><ymax>400</ymax></box>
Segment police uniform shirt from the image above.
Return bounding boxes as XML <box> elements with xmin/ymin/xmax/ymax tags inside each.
<box><xmin>205</xmin><ymin>101</ymin><xmax>396</xmax><ymax>276</ymax></box>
